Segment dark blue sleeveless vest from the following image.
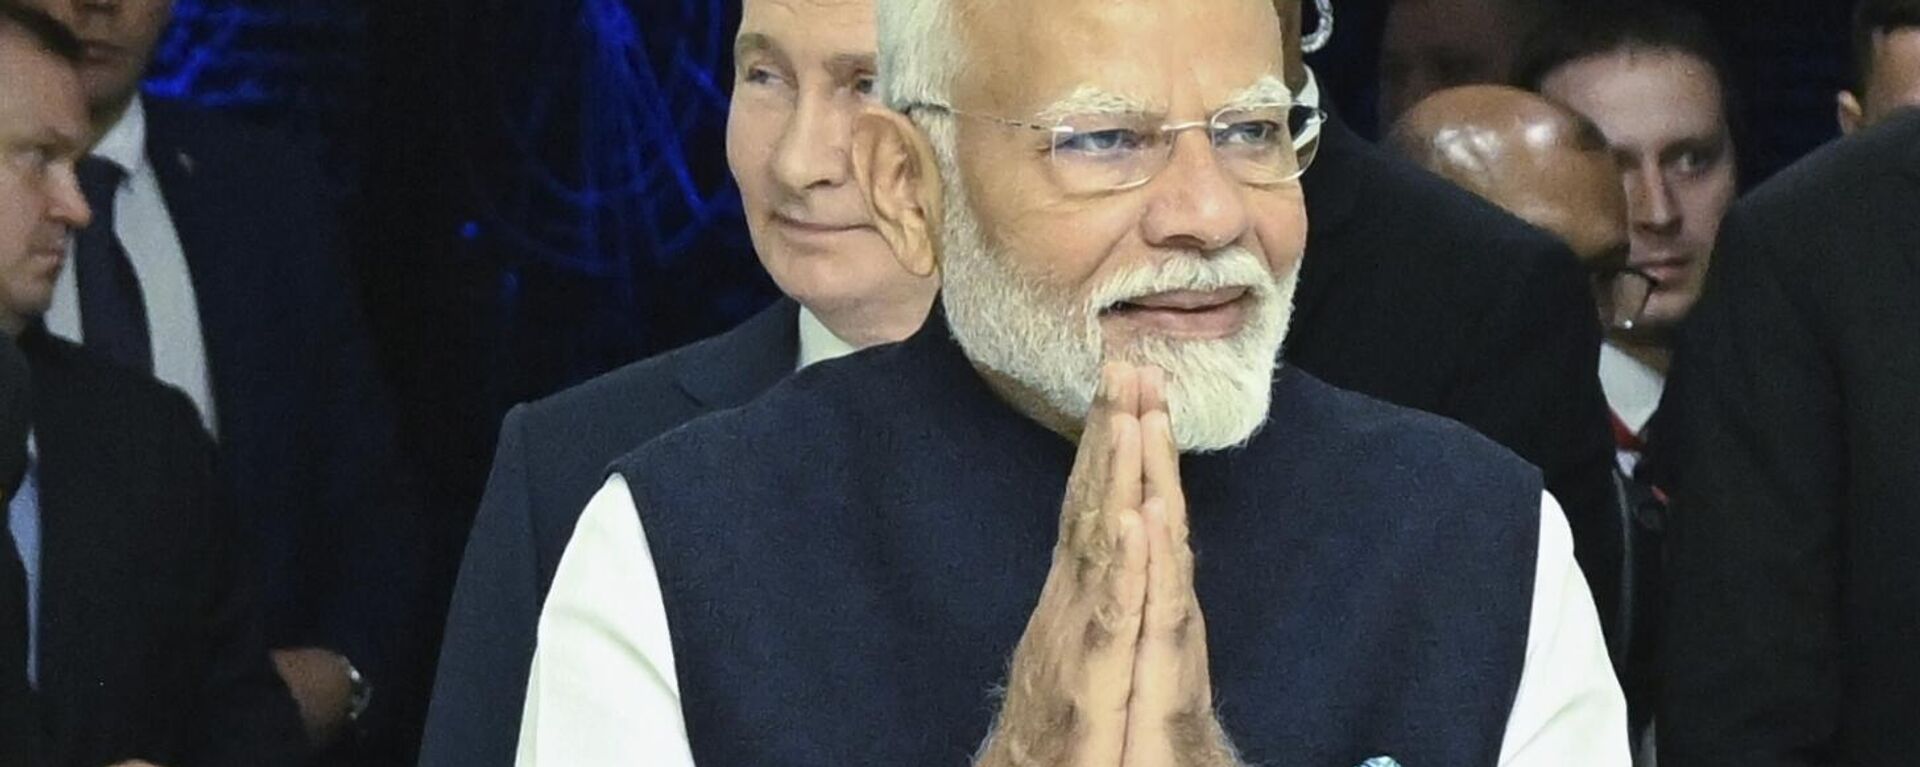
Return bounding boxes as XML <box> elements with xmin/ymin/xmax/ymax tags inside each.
<box><xmin>614</xmin><ymin>314</ymin><xmax>1543</xmax><ymax>766</ymax></box>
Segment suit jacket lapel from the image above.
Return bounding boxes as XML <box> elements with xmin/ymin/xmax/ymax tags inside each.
<box><xmin>18</xmin><ymin>336</ymin><xmax>97</xmax><ymax>766</ymax></box>
<box><xmin>672</xmin><ymin>298</ymin><xmax>801</xmax><ymax>410</ymax></box>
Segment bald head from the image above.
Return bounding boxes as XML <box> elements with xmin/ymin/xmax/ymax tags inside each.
<box><xmin>1390</xmin><ymin>85</ymin><xmax>1626</xmax><ymax>270</ymax></box>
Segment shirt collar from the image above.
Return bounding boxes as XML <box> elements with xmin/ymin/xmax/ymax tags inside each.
<box><xmin>90</xmin><ymin>96</ymin><xmax>148</xmax><ymax>174</ymax></box>
<box><xmin>796</xmin><ymin>306</ymin><xmax>859</xmax><ymax>371</ymax></box>
<box><xmin>1598</xmin><ymin>341</ymin><xmax>1665</xmax><ymax>434</ymax></box>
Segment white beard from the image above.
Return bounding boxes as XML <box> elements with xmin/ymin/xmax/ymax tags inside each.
<box><xmin>937</xmin><ymin>174</ymin><xmax>1299</xmax><ymax>453</ymax></box>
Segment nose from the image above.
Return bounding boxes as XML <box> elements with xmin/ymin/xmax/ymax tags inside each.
<box><xmin>1139</xmin><ymin>131</ymin><xmax>1251</xmax><ymax>252</ymax></box>
<box><xmin>769</xmin><ymin>89</ymin><xmax>852</xmax><ymax>194</ymax></box>
<box><xmin>1627</xmin><ymin>162</ymin><xmax>1680</xmax><ymax>236</ymax></box>
<box><xmin>48</xmin><ymin>164</ymin><xmax>92</xmax><ymax>231</ymax></box>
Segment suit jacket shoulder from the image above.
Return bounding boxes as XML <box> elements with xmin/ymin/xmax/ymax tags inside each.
<box><xmin>510</xmin><ymin>296</ymin><xmax>799</xmax><ymax>550</ymax></box>
<box><xmin>418</xmin><ymin>298</ymin><xmax>797</xmax><ymax>767</ymax></box>
<box><xmin>20</xmin><ymin>331</ymin><xmax>307</xmax><ymax>767</ymax></box>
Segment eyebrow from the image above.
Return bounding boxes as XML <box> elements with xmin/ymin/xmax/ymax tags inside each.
<box><xmin>1221</xmin><ymin>75</ymin><xmax>1295</xmax><ymax>110</ymax></box>
<box><xmin>1033</xmin><ymin>87</ymin><xmax>1160</xmax><ymax>123</ymax></box>
<box><xmin>734</xmin><ymin>33</ymin><xmax>776</xmax><ymax>59</ymax></box>
<box><xmin>1032</xmin><ymin>75</ymin><xmax>1295</xmax><ymax>123</ymax></box>
<box><xmin>8</xmin><ymin>127</ymin><xmax>81</xmax><ymax>156</ymax></box>
<box><xmin>734</xmin><ymin>33</ymin><xmax>873</xmax><ymax>83</ymax></box>
<box><xmin>822</xmin><ymin>52</ymin><xmax>877</xmax><ymax>83</ymax></box>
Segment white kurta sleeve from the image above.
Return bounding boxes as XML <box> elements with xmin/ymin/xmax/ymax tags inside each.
<box><xmin>1496</xmin><ymin>492</ymin><xmax>1632</xmax><ymax>766</ymax></box>
<box><xmin>516</xmin><ymin>475</ymin><xmax>696</xmax><ymax>766</ymax></box>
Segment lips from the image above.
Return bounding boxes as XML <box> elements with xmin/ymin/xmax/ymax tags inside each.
<box><xmin>1103</xmin><ymin>287</ymin><xmax>1253</xmax><ymax>340</ymax></box>
<box><xmin>1113</xmin><ymin>287</ymin><xmax>1249</xmax><ymax>312</ymax></box>
<box><xmin>1634</xmin><ymin>255</ymin><xmax>1694</xmax><ymax>286</ymax></box>
<box><xmin>774</xmin><ymin>214</ymin><xmax>864</xmax><ymax>235</ymax></box>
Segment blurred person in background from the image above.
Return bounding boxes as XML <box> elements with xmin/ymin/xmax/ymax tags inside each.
<box><xmin>0</xmin><ymin>3</ymin><xmax>306</xmax><ymax>763</ymax></box>
<box><xmin>417</xmin><ymin>0</ymin><xmax>939</xmax><ymax>764</ymax></box>
<box><xmin>2</xmin><ymin>271</ymin><xmax>35</xmax><ymax>767</ymax></box>
<box><xmin>1838</xmin><ymin>0</ymin><xmax>1920</xmax><ymax>134</ymax></box>
<box><xmin>1379</xmin><ymin>0</ymin><xmax>1552</xmax><ymax>126</ymax></box>
<box><xmin>1516</xmin><ymin>1</ymin><xmax>1740</xmax><ymax>477</ymax></box>
<box><xmin>24</xmin><ymin>0</ymin><xmax>425</xmax><ymax>759</ymax></box>
<box><xmin>1389</xmin><ymin>84</ymin><xmax>1663</xmax><ymax>752</ymax></box>
<box><xmin>1388</xmin><ymin>86</ymin><xmax>1634</xmax><ymax>308</ymax></box>
<box><xmin>1657</xmin><ymin>107</ymin><xmax>1920</xmax><ymax>767</ymax></box>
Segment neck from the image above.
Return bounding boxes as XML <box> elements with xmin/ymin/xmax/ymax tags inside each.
<box><xmin>1609</xmin><ymin>334</ymin><xmax>1672</xmax><ymax>376</ymax></box>
<box><xmin>807</xmin><ymin>281</ymin><xmax>939</xmax><ymax>350</ymax></box>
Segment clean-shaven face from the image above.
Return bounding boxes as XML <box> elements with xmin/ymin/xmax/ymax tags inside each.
<box><xmin>728</xmin><ymin>0</ymin><xmax>934</xmax><ymax>344</ymax></box>
<box><xmin>934</xmin><ymin>0</ymin><xmax>1306</xmax><ymax>453</ymax></box>
<box><xmin>29</xmin><ymin>0</ymin><xmax>173</xmax><ymax>119</ymax></box>
<box><xmin>0</xmin><ymin>30</ymin><xmax>91</xmax><ymax>334</ymax></box>
<box><xmin>1541</xmin><ymin>49</ymin><xmax>1736</xmax><ymax>336</ymax></box>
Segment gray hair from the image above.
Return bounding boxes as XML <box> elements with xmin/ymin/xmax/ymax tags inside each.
<box><xmin>875</xmin><ymin>0</ymin><xmax>967</xmax><ymax>112</ymax></box>
<box><xmin>875</xmin><ymin>0</ymin><xmax>972</xmax><ymax>185</ymax></box>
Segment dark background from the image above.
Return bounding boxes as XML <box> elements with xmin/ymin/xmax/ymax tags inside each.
<box><xmin>152</xmin><ymin>0</ymin><xmax>1857</xmax><ymax>735</ymax></box>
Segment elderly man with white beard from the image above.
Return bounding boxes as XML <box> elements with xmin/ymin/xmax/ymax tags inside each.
<box><xmin>514</xmin><ymin>0</ymin><xmax>1629</xmax><ymax>764</ymax></box>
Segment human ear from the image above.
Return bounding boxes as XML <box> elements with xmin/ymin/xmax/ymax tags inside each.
<box><xmin>852</xmin><ymin>105</ymin><xmax>943</xmax><ymax>278</ymax></box>
<box><xmin>1837</xmin><ymin>90</ymin><xmax>1865</xmax><ymax>136</ymax></box>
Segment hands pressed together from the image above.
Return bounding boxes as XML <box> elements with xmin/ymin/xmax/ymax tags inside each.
<box><xmin>978</xmin><ymin>362</ymin><xmax>1239</xmax><ymax>767</ymax></box>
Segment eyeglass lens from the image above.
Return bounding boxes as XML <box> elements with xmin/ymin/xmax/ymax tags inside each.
<box><xmin>1044</xmin><ymin>105</ymin><xmax>1322</xmax><ymax>193</ymax></box>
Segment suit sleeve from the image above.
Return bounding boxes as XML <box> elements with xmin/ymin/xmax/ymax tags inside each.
<box><xmin>1655</xmin><ymin>204</ymin><xmax>1845</xmax><ymax>765</ymax></box>
<box><xmin>0</xmin><ymin>529</ymin><xmax>41</xmax><ymax>767</ymax></box>
<box><xmin>419</xmin><ymin>406</ymin><xmax>545</xmax><ymax>767</ymax></box>
<box><xmin>288</xmin><ymin>136</ymin><xmax>434</xmax><ymax>748</ymax></box>
<box><xmin>180</xmin><ymin>405</ymin><xmax>311</xmax><ymax>766</ymax></box>
<box><xmin>1440</xmin><ymin>236</ymin><xmax>1624</xmax><ymax>642</ymax></box>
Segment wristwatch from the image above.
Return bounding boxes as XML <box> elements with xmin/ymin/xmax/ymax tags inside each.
<box><xmin>344</xmin><ymin>658</ymin><xmax>373</xmax><ymax>724</ymax></box>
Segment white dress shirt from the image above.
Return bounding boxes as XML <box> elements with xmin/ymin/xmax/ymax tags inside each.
<box><xmin>45</xmin><ymin>97</ymin><xmax>220</xmax><ymax>436</ymax></box>
<box><xmin>1597</xmin><ymin>341</ymin><xmax>1665</xmax><ymax>475</ymax></box>
<box><xmin>518</xmin><ymin>479</ymin><xmax>1629</xmax><ymax>766</ymax></box>
<box><xmin>795</xmin><ymin>306</ymin><xmax>859</xmax><ymax>370</ymax></box>
<box><xmin>508</xmin><ymin>304</ymin><xmax>857</xmax><ymax>764</ymax></box>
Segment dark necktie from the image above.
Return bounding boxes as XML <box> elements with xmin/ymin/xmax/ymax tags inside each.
<box><xmin>73</xmin><ymin>157</ymin><xmax>152</xmax><ymax>372</ymax></box>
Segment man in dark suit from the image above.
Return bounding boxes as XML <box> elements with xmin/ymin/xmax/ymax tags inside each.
<box><xmin>0</xmin><ymin>6</ymin><xmax>307</xmax><ymax>763</ymax></box>
<box><xmin>420</xmin><ymin>3</ymin><xmax>1619</xmax><ymax>764</ymax></box>
<box><xmin>418</xmin><ymin>3</ymin><xmax>940</xmax><ymax>763</ymax></box>
<box><xmin>1655</xmin><ymin>109</ymin><xmax>1920</xmax><ymax>765</ymax></box>
<box><xmin>1</xmin><ymin>332</ymin><xmax>37</xmax><ymax>767</ymax></box>
<box><xmin>27</xmin><ymin>0</ymin><xmax>423</xmax><ymax>756</ymax></box>
<box><xmin>17</xmin><ymin>326</ymin><xmax>310</xmax><ymax>767</ymax></box>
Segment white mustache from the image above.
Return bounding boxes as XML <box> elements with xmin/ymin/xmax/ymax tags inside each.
<box><xmin>1088</xmin><ymin>246</ymin><xmax>1276</xmax><ymax>311</ymax></box>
